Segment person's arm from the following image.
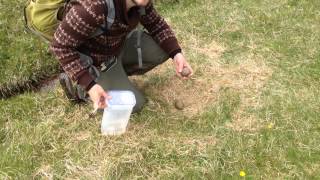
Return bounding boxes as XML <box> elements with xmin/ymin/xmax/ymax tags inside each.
<box><xmin>140</xmin><ymin>2</ymin><xmax>193</xmax><ymax>79</ymax></box>
<box><xmin>139</xmin><ymin>2</ymin><xmax>182</xmax><ymax>59</ymax></box>
<box><xmin>49</xmin><ymin>0</ymin><xmax>105</xmax><ymax>91</ymax></box>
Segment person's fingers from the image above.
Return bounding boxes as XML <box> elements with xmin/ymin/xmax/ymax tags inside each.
<box><xmin>178</xmin><ymin>60</ymin><xmax>184</xmax><ymax>73</ymax></box>
<box><xmin>102</xmin><ymin>92</ymin><xmax>111</xmax><ymax>109</ymax></box>
<box><xmin>176</xmin><ymin>70</ymin><xmax>183</xmax><ymax>78</ymax></box>
<box><xmin>102</xmin><ymin>92</ymin><xmax>107</xmax><ymax>99</ymax></box>
<box><xmin>93</xmin><ymin>91</ymin><xmax>105</xmax><ymax>109</ymax></box>
<box><xmin>98</xmin><ymin>100</ymin><xmax>106</xmax><ymax>109</ymax></box>
<box><xmin>182</xmin><ymin>61</ymin><xmax>193</xmax><ymax>76</ymax></box>
<box><xmin>176</xmin><ymin>71</ymin><xmax>183</xmax><ymax>78</ymax></box>
<box><xmin>103</xmin><ymin>91</ymin><xmax>112</xmax><ymax>100</ymax></box>
<box><xmin>174</xmin><ymin>61</ymin><xmax>179</xmax><ymax>73</ymax></box>
<box><xmin>93</xmin><ymin>100</ymin><xmax>99</xmax><ymax>110</ymax></box>
<box><xmin>101</xmin><ymin>95</ymin><xmax>108</xmax><ymax>108</ymax></box>
<box><xmin>97</xmin><ymin>99</ymin><xmax>102</xmax><ymax>109</ymax></box>
<box><xmin>186</xmin><ymin>63</ymin><xmax>194</xmax><ymax>77</ymax></box>
<box><xmin>100</xmin><ymin>103</ymin><xmax>107</xmax><ymax>109</ymax></box>
<box><xmin>174</xmin><ymin>62</ymin><xmax>183</xmax><ymax>78</ymax></box>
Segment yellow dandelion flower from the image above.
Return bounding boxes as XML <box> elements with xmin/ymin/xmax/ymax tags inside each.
<box><xmin>267</xmin><ymin>123</ymin><xmax>274</xmax><ymax>129</ymax></box>
<box><xmin>239</xmin><ymin>170</ymin><xmax>246</xmax><ymax>177</ymax></box>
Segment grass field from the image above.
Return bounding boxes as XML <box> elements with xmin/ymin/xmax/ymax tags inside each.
<box><xmin>1</xmin><ymin>0</ymin><xmax>320</xmax><ymax>179</ymax></box>
<box><xmin>0</xmin><ymin>0</ymin><xmax>59</xmax><ymax>97</ymax></box>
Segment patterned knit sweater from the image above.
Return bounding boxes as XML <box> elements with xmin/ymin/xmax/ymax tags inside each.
<box><xmin>49</xmin><ymin>0</ymin><xmax>182</xmax><ymax>91</ymax></box>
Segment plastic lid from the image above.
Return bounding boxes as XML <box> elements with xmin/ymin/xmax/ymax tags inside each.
<box><xmin>106</xmin><ymin>90</ymin><xmax>136</xmax><ymax>106</ymax></box>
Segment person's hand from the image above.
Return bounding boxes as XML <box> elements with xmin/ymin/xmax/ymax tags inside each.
<box><xmin>173</xmin><ymin>53</ymin><xmax>194</xmax><ymax>79</ymax></box>
<box><xmin>88</xmin><ymin>84</ymin><xmax>111</xmax><ymax>110</ymax></box>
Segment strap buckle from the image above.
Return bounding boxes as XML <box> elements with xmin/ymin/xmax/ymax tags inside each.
<box><xmin>136</xmin><ymin>29</ymin><xmax>143</xmax><ymax>68</ymax></box>
<box><xmin>100</xmin><ymin>56</ymin><xmax>117</xmax><ymax>72</ymax></box>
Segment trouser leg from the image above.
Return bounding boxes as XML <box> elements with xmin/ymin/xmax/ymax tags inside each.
<box><xmin>95</xmin><ymin>29</ymin><xmax>170</xmax><ymax>113</ymax></box>
<box><xmin>96</xmin><ymin>56</ymin><xmax>146</xmax><ymax>113</ymax></box>
<box><xmin>121</xmin><ymin>29</ymin><xmax>170</xmax><ymax>75</ymax></box>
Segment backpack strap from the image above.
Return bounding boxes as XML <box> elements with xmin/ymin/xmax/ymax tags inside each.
<box><xmin>105</xmin><ymin>0</ymin><xmax>115</xmax><ymax>29</ymax></box>
<box><xmin>89</xmin><ymin>2</ymin><xmax>145</xmax><ymax>69</ymax></box>
<box><xmin>138</xmin><ymin>6</ymin><xmax>146</xmax><ymax>16</ymax></box>
<box><xmin>136</xmin><ymin>29</ymin><xmax>143</xmax><ymax>68</ymax></box>
<box><xmin>89</xmin><ymin>0</ymin><xmax>115</xmax><ymax>38</ymax></box>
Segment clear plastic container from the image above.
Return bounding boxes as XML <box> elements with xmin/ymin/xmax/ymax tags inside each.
<box><xmin>101</xmin><ymin>90</ymin><xmax>136</xmax><ymax>135</ymax></box>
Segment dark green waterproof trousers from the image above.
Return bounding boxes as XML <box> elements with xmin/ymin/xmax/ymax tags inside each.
<box><xmin>87</xmin><ymin>29</ymin><xmax>170</xmax><ymax>113</ymax></box>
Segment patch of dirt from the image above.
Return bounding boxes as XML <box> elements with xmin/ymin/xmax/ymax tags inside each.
<box><xmin>168</xmin><ymin>135</ymin><xmax>217</xmax><ymax>153</ymax></box>
<box><xmin>130</xmin><ymin>38</ymin><xmax>272</xmax><ymax>132</ymax></box>
<box><xmin>129</xmin><ymin>39</ymin><xmax>226</xmax><ymax>116</ymax></box>
<box><xmin>225</xmin><ymin>114</ymin><xmax>262</xmax><ymax>132</ymax></box>
<box><xmin>64</xmin><ymin>159</ymin><xmax>103</xmax><ymax>179</ymax></box>
<box><xmin>72</xmin><ymin>131</ymin><xmax>92</xmax><ymax>142</ymax></box>
<box><xmin>33</xmin><ymin>165</ymin><xmax>53</xmax><ymax>179</ymax></box>
<box><xmin>0</xmin><ymin>74</ymin><xmax>57</xmax><ymax>99</ymax></box>
<box><xmin>217</xmin><ymin>58</ymin><xmax>272</xmax><ymax>131</ymax></box>
<box><xmin>39</xmin><ymin>75</ymin><xmax>59</xmax><ymax>93</ymax></box>
<box><xmin>193</xmin><ymin>40</ymin><xmax>226</xmax><ymax>60</ymax></box>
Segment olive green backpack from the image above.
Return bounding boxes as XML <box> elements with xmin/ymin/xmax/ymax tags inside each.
<box><xmin>23</xmin><ymin>0</ymin><xmax>116</xmax><ymax>103</ymax></box>
<box><xmin>23</xmin><ymin>0</ymin><xmax>116</xmax><ymax>42</ymax></box>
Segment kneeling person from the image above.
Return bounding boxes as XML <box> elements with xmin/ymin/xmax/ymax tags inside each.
<box><xmin>50</xmin><ymin>0</ymin><xmax>193</xmax><ymax>113</ymax></box>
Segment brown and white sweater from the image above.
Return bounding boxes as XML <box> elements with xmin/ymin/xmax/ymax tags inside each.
<box><xmin>49</xmin><ymin>0</ymin><xmax>182</xmax><ymax>91</ymax></box>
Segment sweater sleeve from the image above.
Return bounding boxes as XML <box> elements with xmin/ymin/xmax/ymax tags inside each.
<box><xmin>49</xmin><ymin>0</ymin><xmax>106</xmax><ymax>91</ymax></box>
<box><xmin>139</xmin><ymin>2</ymin><xmax>182</xmax><ymax>59</ymax></box>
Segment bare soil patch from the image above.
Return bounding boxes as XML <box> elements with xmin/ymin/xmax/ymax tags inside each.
<box><xmin>131</xmin><ymin>39</ymin><xmax>272</xmax><ymax>131</ymax></box>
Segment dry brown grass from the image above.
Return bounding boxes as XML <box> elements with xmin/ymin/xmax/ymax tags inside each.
<box><xmin>131</xmin><ymin>37</ymin><xmax>272</xmax><ymax>130</ymax></box>
<box><xmin>218</xmin><ymin>58</ymin><xmax>272</xmax><ymax>131</ymax></box>
<box><xmin>39</xmin><ymin>35</ymin><xmax>272</xmax><ymax>132</ymax></box>
<box><xmin>30</xmin><ymin>110</ymin><xmax>217</xmax><ymax>179</ymax></box>
<box><xmin>33</xmin><ymin>165</ymin><xmax>53</xmax><ymax>180</ymax></box>
<box><xmin>37</xmin><ymin>94</ymin><xmax>217</xmax><ymax>178</ymax></box>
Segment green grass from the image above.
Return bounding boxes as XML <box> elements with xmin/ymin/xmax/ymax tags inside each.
<box><xmin>1</xmin><ymin>0</ymin><xmax>320</xmax><ymax>179</ymax></box>
<box><xmin>0</xmin><ymin>0</ymin><xmax>60</xmax><ymax>97</ymax></box>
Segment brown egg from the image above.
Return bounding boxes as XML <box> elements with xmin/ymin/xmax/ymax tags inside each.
<box><xmin>174</xmin><ymin>99</ymin><xmax>185</xmax><ymax>110</ymax></box>
<box><xmin>181</xmin><ymin>67</ymin><xmax>191</xmax><ymax>77</ymax></box>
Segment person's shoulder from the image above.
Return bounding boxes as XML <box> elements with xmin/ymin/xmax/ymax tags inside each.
<box><xmin>145</xmin><ymin>1</ymin><xmax>154</xmax><ymax>9</ymax></box>
<box><xmin>77</xmin><ymin>0</ymin><xmax>106</xmax><ymax>8</ymax></box>
<box><xmin>143</xmin><ymin>1</ymin><xmax>158</xmax><ymax>15</ymax></box>
<box><xmin>76</xmin><ymin>0</ymin><xmax>107</xmax><ymax>23</ymax></box>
